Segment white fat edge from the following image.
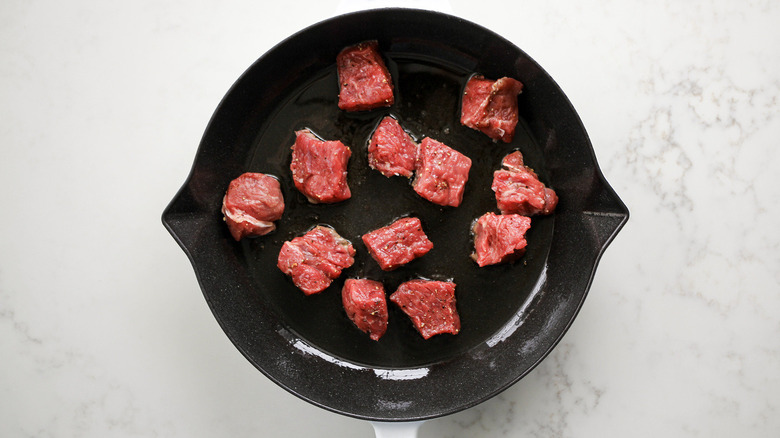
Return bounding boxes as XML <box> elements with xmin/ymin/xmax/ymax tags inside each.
<box><xmin>223</xmin><ymin>208</ymin><xmax>274</xmax><ymax>230</ymax></box>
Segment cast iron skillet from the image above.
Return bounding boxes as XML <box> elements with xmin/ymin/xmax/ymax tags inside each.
<box><xmin>162</xmin><ymin>8</ymin><xmax>628</xmax><ymax>424</ymax></box>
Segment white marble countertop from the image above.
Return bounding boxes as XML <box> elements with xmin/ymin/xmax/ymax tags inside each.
<box><xmin>2</xmin><ymin>0</ymin><xmax>778</xmax><ymax>436</ymax></box>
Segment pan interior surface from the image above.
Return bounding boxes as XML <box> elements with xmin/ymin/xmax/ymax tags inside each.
<box><xmin>163</xmin><ymin>8</ymin><xmax>628</xmax><ymax>421</ymax></box>
<box><xmin>240</xmin><ymin>54</ymin><xmax>555</xmax><ymax>368</ymax></box>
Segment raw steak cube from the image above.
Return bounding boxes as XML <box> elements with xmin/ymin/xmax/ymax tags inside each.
<box><xmin>290</xmin><ymin>129</ymin><xmax>352</xmax><ymax>204</ymax></box>
<box><xmin>368</xmin><ymin>116</ymin><xmax>418</xmax><ymax>178</ymax></box>
<box><xmin>492</xmin><ymin>151</ymin><xmax>558</xmax><ymax>216</ymax></box>
<box><xmin>412</xmin><ymin>137</ymin><xmax>472</xmax><ymax>207</ymax></box>
<box><xmin>361</xmin><ymin>217</ymin><xmax>433</xmax><ymax>271</ymax></box>
<box><xmin>390</xmin><ymin>280</ymin><xmax>460</xmax><ymax>339</ymax></box>
<box><xmin>337</xmin><ymin>40</ymin><xmax>394</xmax><ymax>111</ymax></box>
<box><xmin>342</xmin><ymin>278</ymin><xmax>388</xmax><ymax>341</ymax></box>
<box><xmin>277</xmin><ymin>226</ymin><xmax>356</xmax><ymax>295</ymax></box>
<box><xmin>471</xmin><ymin>212</ymin><xmax>532</xmax><ymax>267</ymax></box>
<box><xmin>221</xmin><ymin>172</ymin><xmax>285</xmax><ymax>241</ymax></box>
<box><xmin>460</xmin><ymin>75</ymin><xmax>523</xmax><ymax>143</ymax></box>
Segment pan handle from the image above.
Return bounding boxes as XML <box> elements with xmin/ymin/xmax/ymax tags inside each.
<box><xmin>370</xmin><ymin>421</ymin><xmax>424</xmax><ymax>438</ymax></box>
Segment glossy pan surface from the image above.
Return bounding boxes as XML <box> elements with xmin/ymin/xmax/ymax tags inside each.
<box><xmin>162</xmin><ymin>8</ymin><xmax>628</xmax><ymax>421</ymax></box>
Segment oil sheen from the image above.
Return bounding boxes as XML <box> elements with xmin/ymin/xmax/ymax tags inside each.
<box><xmin>242</xmin><ymin>55</ymin><xmax>555</xmax><ymax>368</ymax></box>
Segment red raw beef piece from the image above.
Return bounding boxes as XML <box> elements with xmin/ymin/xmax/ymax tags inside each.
<box><xmin>221</xmin><ymin>172</ymin><xmax>285</xmax><ymax>241</ymax></box>
<box><xmin>368</xmin><ymin>116</ymin><xmax>418</xmax><ymax>178</ymax></box>
<box><xmin>290</xmin><ymin>129</ymin><xmax>352</xmax><ymax>204</ymax></box>
<box><xmin>361</xmin><ymin>217</ymin><xmax>433</xmax><ymax>271</ymax></box>
<box><xmin>277</xmin><ymin>226</ymin><xmax>356</xmax><ymax>295</ymax></box>
<box><xmin>337</xmin><ymin>40</ymin><xmax>394</xmax><ymax>112</ymax></box>
<box><xmin>500</xmin><ymin>149</ymin><xmax>526</xmax><ymax>172</ymax></box>
<box><xmin>492</xmin><ymin>151</ymin><xmax>558</xmax><ymax>216</ymax></box>
<box><xmin>460</xmin><ymin>75</ymin><xmax>524</xmax><ymax>143</ymax></box>
<box><xmin>389</xmin><ymin>280</ymin><xmax>460</xmax><ymax>339</ymax></box>
<box><xmin>471</xmin><ymin>212</ymin><xmax>532</xmax><ymax>267</ymax></box>
<box><xmin>412</xmin><ymin>137</ymin><xmax>472</xmax><ymax>207</ymax></box>
<box><xmin>342</xmin><ymin>278</ymin><xmax>388</xmax><ymax>341</ymax></box>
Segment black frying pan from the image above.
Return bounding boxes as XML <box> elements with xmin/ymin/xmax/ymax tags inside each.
<box><xmin>162</xmin><ymin>8</ymin><xmax>628</xmax><ymax>424</ymax></box>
